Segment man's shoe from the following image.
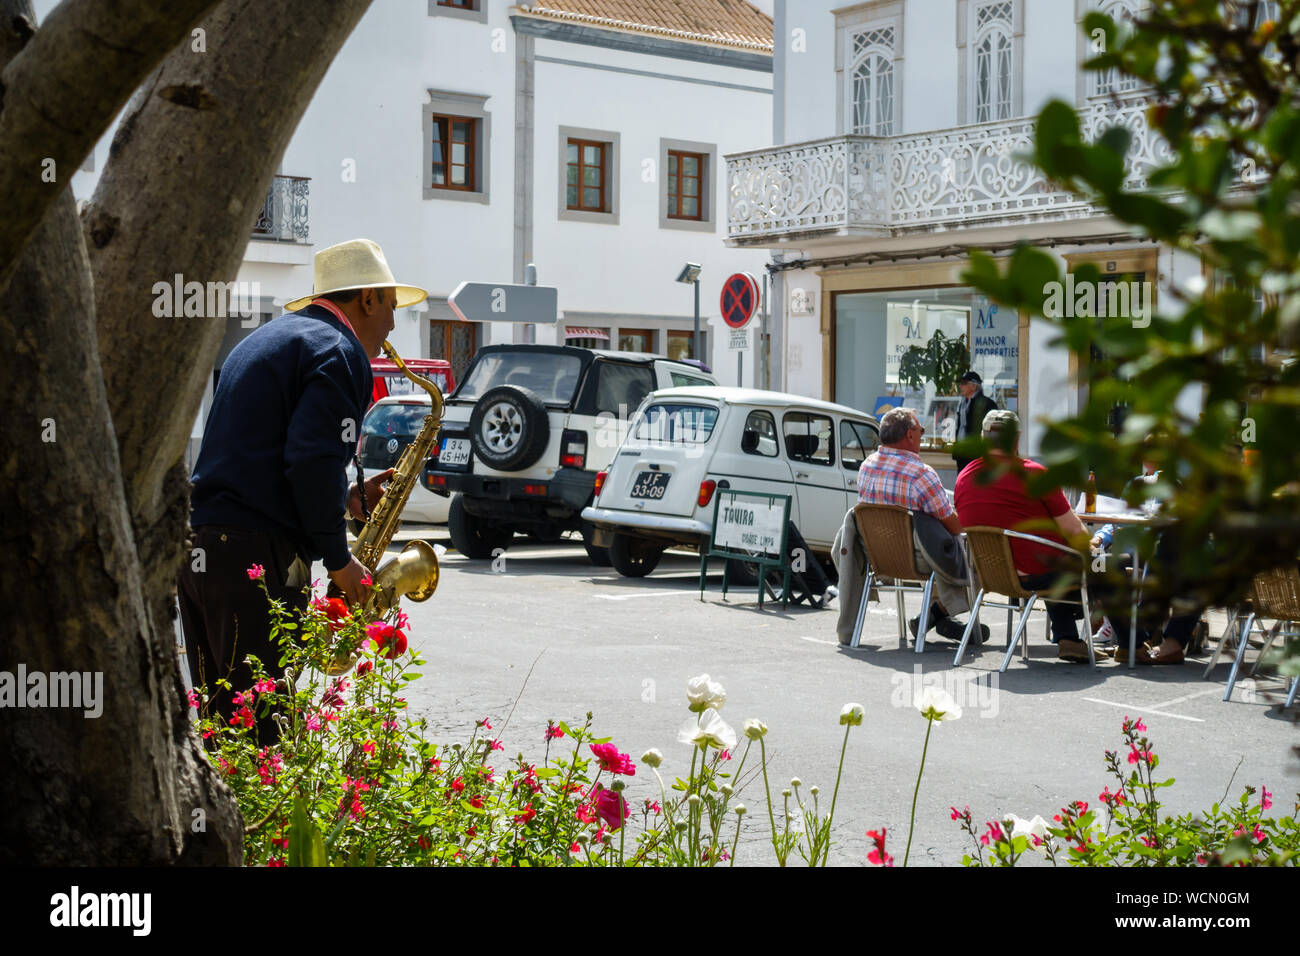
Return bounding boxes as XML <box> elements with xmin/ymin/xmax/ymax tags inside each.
<box><xmin>1059</xmin><ymin>639</ymin><xmax>1110</xmax><ymax>663</ymax></box>
<box><xmin>1114</xmin><ymin>640</ymin><xmax>1154</xmax><ymax>664</ymax></box>
<box><xmin>1091</xmin><ymin>619</ymin><xmax>1116</xmax><ymax>648</ymax></box>
<box><xmin>935</xmin><ymin>617</ymin><xmax>989</xmax><ymax>644</ymax></box>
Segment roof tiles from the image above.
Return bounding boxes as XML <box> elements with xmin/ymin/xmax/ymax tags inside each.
<box><xmin>515</xmin><ymin>0</ymin><xmax>774</xmax><ymax>52</ymax></box>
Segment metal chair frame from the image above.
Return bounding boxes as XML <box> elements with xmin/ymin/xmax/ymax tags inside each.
<box><xmin>954</xmin><ymin>527</ymin><xmax>1096</xmax><ymax>672</ymax></box>
<box><xmin>1203</xmin><ymin>564</ymin><xmax>1300</xmax><ymax>703</ymax></box>
<box><xmin>849</xmin><ymin>504</ymin><xmax>938</xmax><ymax>654</ymax></box>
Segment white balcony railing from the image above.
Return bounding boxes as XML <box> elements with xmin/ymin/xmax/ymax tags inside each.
<box><xmin>726</xmin><ymin>92</ymin><xmax>1175</xmax><ymax>242</ymax></box>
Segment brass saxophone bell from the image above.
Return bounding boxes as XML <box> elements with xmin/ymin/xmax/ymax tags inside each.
<box><xmin>367</xmin><ymin>539</ymin><xmax>440</xmax><ymax>614</ymax></box>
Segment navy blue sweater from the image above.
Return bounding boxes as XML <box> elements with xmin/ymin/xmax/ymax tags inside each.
<box><xmin>190</xmin><ymin>304</ymin><xmax>373</xmax><ymax>571</ymax></box>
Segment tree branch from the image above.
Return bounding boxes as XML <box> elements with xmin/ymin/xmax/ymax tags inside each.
<box><xmin>0</xmin><ymin>0</ymin><xmax>223</xmax><ymax>286</ymax></box>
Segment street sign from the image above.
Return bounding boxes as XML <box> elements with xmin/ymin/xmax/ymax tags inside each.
<box><xmin>699</xmin><ymin>490</ymin><xmax>793</xmax><ymax>609</ymax></box>
<box><xmin>720</xmin><ymin>272</ymin><xmax>759</xmax><ymax>329</ymax></box>
<box><xmin>728</xmin><ymin>327</ymin><xmax>750</xmax><ymax>351</ymax></box>
<box><xmin>448</xmin><ymin>281</ymin><xmax>558</xmax><ymax>324</ymax></box>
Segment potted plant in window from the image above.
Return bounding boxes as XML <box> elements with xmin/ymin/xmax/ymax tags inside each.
<box><xmin>897</xmin><ymin>330</ymin><xmax>971</xmax><ymax>450</ymax></box>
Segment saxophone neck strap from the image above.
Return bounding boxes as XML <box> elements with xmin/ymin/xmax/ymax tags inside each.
<box><xmin>354</xmin><ymin>455</ymin><xmax>370</xmax><ymax>519</ymax></box>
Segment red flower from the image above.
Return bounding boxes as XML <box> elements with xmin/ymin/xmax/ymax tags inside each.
<box><xmin>1122</xmin><ymin>716</ymin><xmax>1148</xmax><ymax>734</ymax></box>
<box><xmin>594</xmin><ymin>786</ymin><xmax>629</xmax><ymax>831</ymax></box>
<box><xmin>267</xmin><ymin>857</ymin><xmax>284</xmax><ymax>867</ymax></box>
<box><xmin>950</xmin><ymin>805</ymin><xmax>969</xmax><ymax>821</ymax></box>
<box><xmin>545</xmin><ymin>721</ymin><xmax>565</xmax><ymax>741</ymax></box>
<box><xmin>490</xmin><ymin>738</ymin><xmax>504</xmax><ymax>752</ymax></box>
<box><xmin>979</xmin><ymin>821</ymin><xmax>1004</xmax><ymax>847</ymax></box>
<box><xmin>513</xmin><ymin>806</ymin><xmax>537</xmax><ymax>825</ymax></box>
<box><xmin>589</xmin><ymin>743</ymin><xmax>637</xmax><ymax>776</ymax></box>
<box><xmin>576</xmin><ymin>802</ymin><xmax>597</xmax><ymax>825</ymax></box>
<box><xmin>319</xmin><ymin>596</ymin><xmax>351</xmax><ymax>632</ymax></box>
<box><xmin>470</xmin><ymin>795</ymin><xmax>484</xmax><ymax>809</ymax></box>
<box><xmin>1127</xmin><ymin>743</ymin><xmax>1153</xmax><ymax>765</ymax></box>
<box><xmin>246</xmin><ymin>564</ymin><xmax>265</xmax><ymax>580</ymax></box>
<box><xmin>450</xmin><ymin>776</ymin><xmax>465</xmax><ymax>794</ymax></box>
<box><xmin>367</xmin><ymin>622</ymin><xmax>407</xmax><ymax>659</ymax></box>
<box><xmin>866</xmin><ymin>828</ymin><xmax>893</xmax><ymax>867</ymax></box>
<box><xmin>355</xmin><ymin>660</ymin><xmax>373</xmax><ymax>676</ymax></box>
<box><xmin>1260</xmin><ymin>786</ymin><xmax>1273</xmax><ymax>810</ymax></box>
<box><xmin>465</xmin><ymin>826</ymin><xmax>477</xmax><ymax>838</ymax></box>
<box><xmin>478</xmin><ymin>718</ymin><xmax>492</xmax><ymax>730</ymax></box>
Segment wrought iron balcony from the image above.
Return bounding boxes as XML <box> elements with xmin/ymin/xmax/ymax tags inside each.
<box><xmin>252</xmin><ymin>174</ymin><xmax>310</xmax><ymax>242</ymax></box>
<box><xmin>725</xmin><ymin>92</ymin><xmax>1174</xmax><ymax>245</ymax></box>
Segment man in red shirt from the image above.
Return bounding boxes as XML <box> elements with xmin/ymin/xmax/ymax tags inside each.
<box><xmin>953</xmin><ymin>410</ymin><xmax>1106</xmax><ymax>662</ymax></box>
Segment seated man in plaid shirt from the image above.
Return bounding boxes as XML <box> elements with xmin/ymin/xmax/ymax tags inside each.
<box><xmin>858</xmin><ymin>407</ymin><xmax>986</xmax><ymax>644</ymax></box>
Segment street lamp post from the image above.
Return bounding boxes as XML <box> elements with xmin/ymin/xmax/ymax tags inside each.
<box><xmin>676</xmin><ymin>262</ymin><xmax>702</xmax><ymax>361</ymax></box>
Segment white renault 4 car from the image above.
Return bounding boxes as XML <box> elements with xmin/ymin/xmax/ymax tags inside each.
<box><xmin>582</xmin><ymin>387</ymin><xmax>880</xmax><ymax>578</ymax></box>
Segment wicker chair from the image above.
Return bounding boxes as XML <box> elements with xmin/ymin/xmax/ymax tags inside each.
<box><xmin>955</xmin><ymin>527</ymin><xmax>1096</xmax><ymax>672</ymax></box>
<box><xmin>849</xmin><ymin>503</ymin><xmax>937</xmax><ymax>653</ymax></box>
<box><xmin>1205</xmin><ymin>564</ymin><xmax>1300</xmax><ymax>704</ymax></box>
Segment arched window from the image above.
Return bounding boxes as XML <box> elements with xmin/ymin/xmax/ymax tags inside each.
<box><xmin>1090</xmin><ymin>0</ymin><xmax>1143</xmax><ymax>97</ymax></box>
<box><xmin>973</xmin><ymin>1</ymin><xmax>1013</xmax><ymax>122</ymax></box>
<box><xmin>851</xmin><ymin>25</ymin><xmax>896</xmax><ymax>135</ymax></box>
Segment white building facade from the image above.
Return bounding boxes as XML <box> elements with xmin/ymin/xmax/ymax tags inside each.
<box><xmin>726</xmin><ymin>0</ymin><xmax>1277</xmax><ymax>480</ymax></box>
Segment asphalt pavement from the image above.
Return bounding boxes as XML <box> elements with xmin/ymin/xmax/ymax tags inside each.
<box><xmin>368</xmin><ymin>525</ymin><xmax>1300</xmax><ymax>867</ymax></box>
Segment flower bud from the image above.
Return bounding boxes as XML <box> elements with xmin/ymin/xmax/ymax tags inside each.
<box><xmin>790</xmin><ymin>777</ymin><xmax>802</xmax><ymax>789</ymax></box>
<box><xmin>734</xmin><ymin>804</ymin><xmax>747</xmax><ymax>816</ymax></box>
<box><xmin>809</xmin><ymin>785</ymin><xmax>820</xmax><ymax>797</ymax></box>
<box><xmin>576</xmin><ymin>834</ymin><xmax>589</xmax><ymax>846</ymax></box>
<box><xmin>742</xmin><ymin>718</ymin><xmax>768</xmax><ymax>740</ymax></box>
<box><xmin>781</xmin><ymin>788</ymin><xmax>792</xmax><ymax>798</ymax></box>
<box><xmin>720</xmin><ymin>783</ymin><xmax>733</xmax><ymax>796</ymax></box>
<box><xmin>610</xmin><ymin>778</ymin><xmax>626</xmax><ymax>792</ymax></box>
<box><xmin>840</xmin><ymin>703</ymin><xmax>865</xmax><ymax>727</ymax></box>
<box><xmin>641</xmin><ymin>748</ymin><xmax>663</xmax><ymax>768</ymax></box>
<box><xmin>687</xmin><ymin>794</ymin><xmax>701</xmax><ymax>807</ymax></box>
<box><xmin>676</xmin><ymin>821</ymin><xmax>689</xmax><ymax>833</ymax></box>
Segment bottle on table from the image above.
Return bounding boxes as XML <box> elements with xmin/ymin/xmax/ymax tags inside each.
<box><xmin>1085</xmin><ymin>471</ymin><xmax>1097</xmax><ymax>514</ymax></box>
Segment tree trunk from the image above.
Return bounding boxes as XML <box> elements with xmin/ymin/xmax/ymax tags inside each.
<box><xmin>0</xmin><ymin>0</ymin><xmax>372</xmax><ymax>865</ymax></box>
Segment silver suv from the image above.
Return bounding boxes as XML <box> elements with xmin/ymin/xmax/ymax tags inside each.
<box><xmin>423</xmin><ymin>344</ymin><xmax>715</xmax><ymax>563</ymax></box>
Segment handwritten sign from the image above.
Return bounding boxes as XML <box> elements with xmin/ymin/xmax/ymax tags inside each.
<box><xmin>711</xmin><ymin>491</ymin><xmax>787</xmax><ymax>558</ymax></box>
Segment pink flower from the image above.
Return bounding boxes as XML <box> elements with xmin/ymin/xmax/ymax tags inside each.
<box><xmin>866</xmin><ymin>828</ymin><xmax>894</xmax><ymax>867</ymax></box>
<box><xmin>979</xmin><ymin>821</ymin><xmax>1004</xmax><ymax>847</ymax></box>
<box><xmin>360</xmin><ymin>573</ymin><xmax>373</xmax><ymax>587</ymax></box>
<box><xmin>649</xmin><ymin>800</ymin><xmax>662</xmax><ymax>815</ymax></box>
<box><xmin>1139</xmin><ymin>836</ymin><xmax>1156</xmax><ymax>848</ymax></box>
<box><xmin>950</xmin><ymin>805</ymin><xmax>969</xmax><ymax>821</ymax></box>
<box><xmin>362</xmin><ymin>741</ymin><xmax>375</xmax><ymax>755</ymax></box>
<box><xmin>1253</xmin><ymin>825</ymin><xmax>1266</xmax><ymax>843</ymax></box>
<box><xmin>246</xmin><ymin>564</ymin><xmax>265</xmax><ymax>580</ymax></box>
<box><xmin>594</xmin><ymin>786</ymin><xmax>629</xmax><ymax>831</ymax></box>
<box><xmin>545</xmin><ymin>721</ymin><xmax>565</xmax><ymax>741</ymax></box>
<box><xmin>589</xmin><ymin>743</ymin><xmax>637</xmax><ymax>776</ymax></box>
<box><xmin>478</xmin><ymin>718</ymin><xmax>492</xmax><ymax>730</ymax></box>
<box><xmin>490</xmin><ymin>739</ymin><xmax>504</xmax><ymax>752</ymax></box>
<box><xmin>1100</xmin><ymin>786</ymin><xmax>1126</xmax><ymax>806</ymax></box>
<box><xmin>1122</xmin><ymin>716</ymin><xmax>1147</xmax><ymax>734</ymax></box>
<box><xmin>1127</xmin><ymin>743</ymin><xmax>1153</xmax><ymax>765</ymax></box>
<box><xmin>186</xmin><ymin>689</ymin><xmax>201</xmax><ymax>710</ymax></box>
<box><xmin>576</xmin><ymin>802</ymin><xmax>597</xmax><ymax>825</ymax></box>
<box><xmin>570</xmin><ymin>842</ymin><xmax>581</xmax><ymax>854</ymax></box>
<box><xmin>1260</xmin><ymin>786</ymin><xmax>1273</xmax><ymax>810</ymax></box>
<box><xmin>253</xmin><ymin>678</ymin><xmax>275</xmax><ymax>694</ymax></box>
<box><xmin>719</xmin><ymin>749</ymin><xmax>732</xmax><ymax>761</ymax></box>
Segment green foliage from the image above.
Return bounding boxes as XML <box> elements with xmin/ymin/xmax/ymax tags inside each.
<box><xmin>897</xmin><ymin>328</ymin><xmax>971</xmax><ymax>394</ymax></box>
<box><xmin>954</xmin><ymin>718</ymin><xmax>1298</xmax><ymax>866</ymax></box>
<box><xmin>959</xmin><ymin>0</ymin><xmax>1300</xmax><ymax>619</ymax></box>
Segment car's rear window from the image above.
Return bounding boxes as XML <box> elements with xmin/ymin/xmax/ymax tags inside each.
<box><xmin>363</xmin><ymin>402</ymin><xmax>429</xmax><ymax>438</ymax></box>
<box><xmin>633</xmin><ymin>403</ymin><xmax>719</xmax><ymax>444</ymax></box>
<box><xmin>458</xmin><ymin>352</ymin><xmax>583</xmax><ymax>404</ymax></box>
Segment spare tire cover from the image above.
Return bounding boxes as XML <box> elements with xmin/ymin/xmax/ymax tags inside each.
<box><xmin>469</xmin><ymin>385</ymin><xmax>550</xmax><ymax>471</ymax></box>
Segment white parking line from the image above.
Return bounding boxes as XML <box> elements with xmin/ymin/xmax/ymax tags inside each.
<box><xmin>1150</xmin><ymin>687</ymin><xmax>1224</xmax><ymax>709</ymax></box>
<box><xmin>592</xmin><ymin>590</ymin><xmax>703</xmax><ymax>601</ymax></box>
<box><xmin>799</xmin><ymin>635</ymin><xmax>840</xmax><ymax>646</ymax></box>
<box><xmin>1082</xmin><ymin>697</ymin><xmax>1205</xmax><ymax>723</ymax></box>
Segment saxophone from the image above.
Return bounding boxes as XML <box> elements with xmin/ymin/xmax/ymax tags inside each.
<box><xmin>349</xmin><ymin>340</ymin><xmax>445</xmax><ymax>614</ymax></box>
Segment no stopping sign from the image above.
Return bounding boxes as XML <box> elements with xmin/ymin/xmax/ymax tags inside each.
<box><xmin>720</xmin><ymin>273</ymin><xmax>759</xmax><ymax>329</ymax></box>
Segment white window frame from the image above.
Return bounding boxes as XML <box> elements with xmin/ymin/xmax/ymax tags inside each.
<box><xmin>834</xmin><ymin>1</ymin><xmax>905</xmax><ymax>136</ymax></box>
<box><xmin>956</xmin><ymin>0</ymin><xmax>1023</xmax><ymax>125</ymax></box>
<box><xmin>1076</xmin><ymin>0</ymin><xmax>1148</xmax><ymax>102</ymax></box>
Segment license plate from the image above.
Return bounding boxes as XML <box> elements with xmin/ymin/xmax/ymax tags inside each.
<box><xmin>630</xmin><ymin>471</ymin><xmax>670</xmax><ymax>499</ymax></box>
<box><xmin>439</xmin><ymin>437</ymin><xmax>471</xmax><ymax>467</ymax></box>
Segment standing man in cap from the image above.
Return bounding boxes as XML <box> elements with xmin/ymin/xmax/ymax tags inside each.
<box><xmin>179</xmin><ymin>238</ymin><xmax>428</xmax><ymax>739</ymax></box>
<box><xmin>953</xmin><ymin>370</ymin><xmax>998</xmax><ymax>474</ymax></box>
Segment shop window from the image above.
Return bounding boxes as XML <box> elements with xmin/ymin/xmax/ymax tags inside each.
<box><xmin>617</xmin><ymin>328</ymin><xmax>653</xmax><ymax>353</ymax></box>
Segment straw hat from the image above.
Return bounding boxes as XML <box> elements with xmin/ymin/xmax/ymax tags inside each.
<box><xmin>285</xmin><ymin>238</ymin><xmax>427</xmax><ymax>312</ymax></box>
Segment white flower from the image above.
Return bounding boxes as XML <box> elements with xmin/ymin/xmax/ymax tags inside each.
<box><xmin>914</xmin><ymin>685</ymin><xmax>962</xmax><ymax>722</ymax></box>
<box><xmin>743</xmin><ymin>718</ymin><xmax>768</xmax><ymax>740</ymax></box>
<box><xmin>839</xmin><ymin>702</ymin><xmax>865</xmax><ymax>726</ymax></box>
<box><xmin>1007</xmin><ymin>814</ymin><xmax>1051</xmax><ymax>854</ymax></box>
<box><xmin>734</xmin><ymin>804</ymin><xmax>747</xmax><ymax>816</ymax></box>
<box><xmin>640</xmin><ymin>748</ymin><xmax>663</xmax><ymax>768</ymax></box>
<box><xmin>686</xmin><ymin>674</ymin><xmax>727</xmax><ymax>713</ymax></box>
<box><xmin>677</xmin><ymin>708</ymin><xmax>737</xmax><ymax>751</ymax></box>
